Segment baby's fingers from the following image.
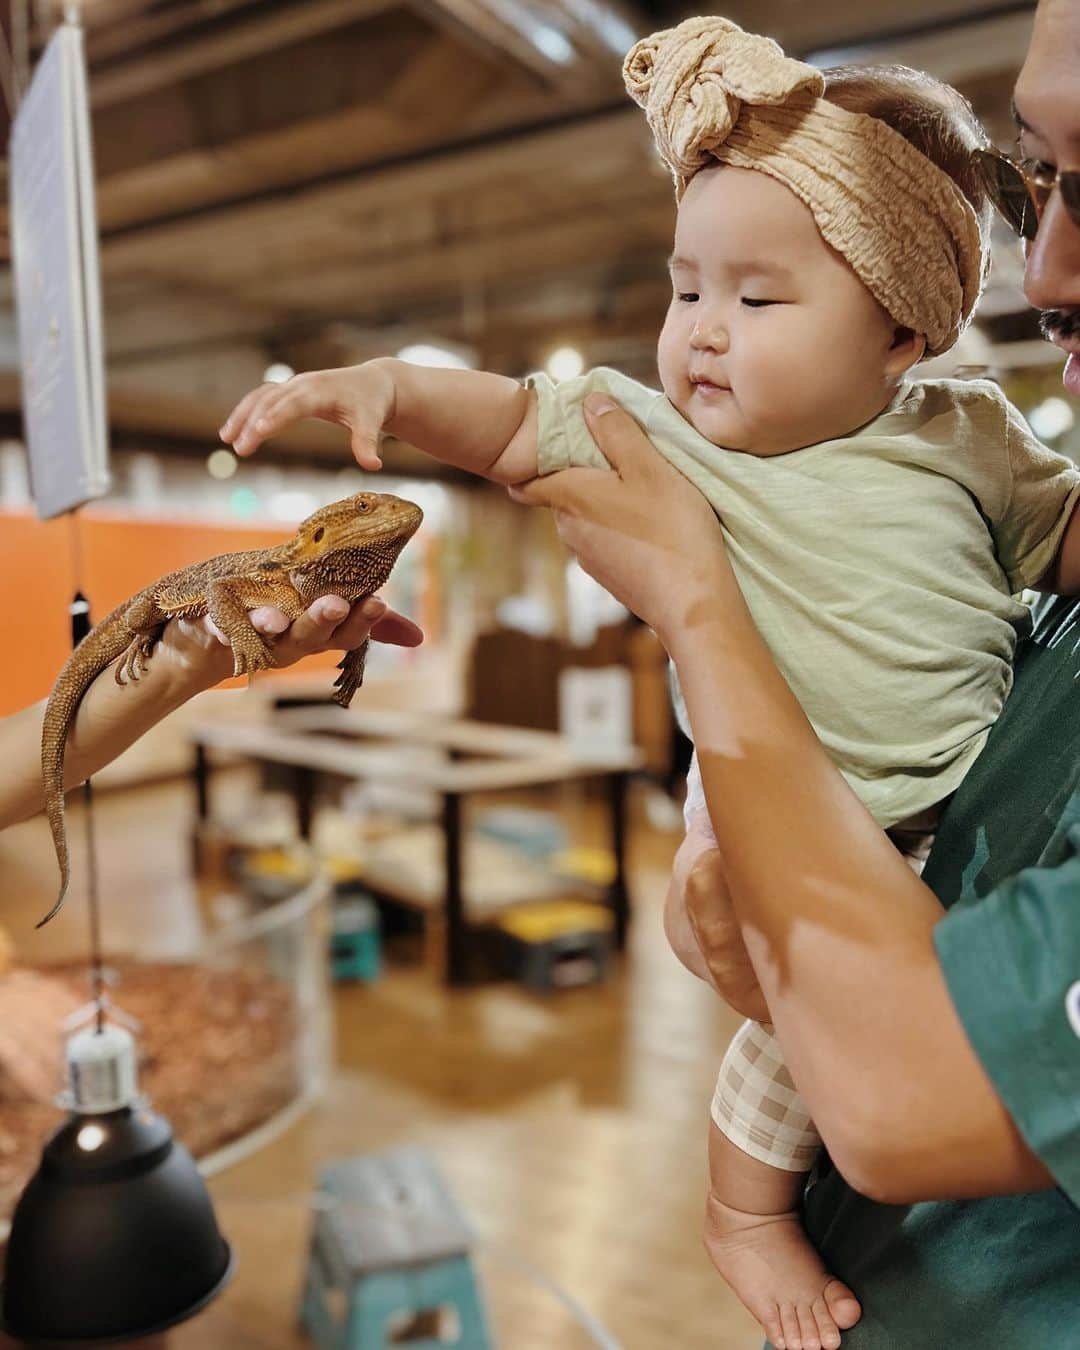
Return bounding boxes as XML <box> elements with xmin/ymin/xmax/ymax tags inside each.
<box><xmin>350</xmin><ymin>428</ymin><xmax>383</xmax><ymax>471</ymax></box>
<box><xmin>228</xmin><ymin>382</ymin><xmax>303</xmax><ymax>456</ymax></box>
<box><xmin>220</xmin><ymin>382</ymin><xmax>289</xmax><ymax>454</ymax></box>
<box><xmin>219</xmin><ymin>384</ymin><xmax>266</xmax><ymax>445</ymax></box>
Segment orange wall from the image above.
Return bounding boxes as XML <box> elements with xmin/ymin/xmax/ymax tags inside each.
<box><xmin>0</xmin><ymin>508</ymin><xmax>348</xmax><ymax>716</ymax></box>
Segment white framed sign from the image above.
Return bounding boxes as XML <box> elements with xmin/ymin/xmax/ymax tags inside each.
<box><xmin>558</xmin><ymin>665</ymin><xmax>634</xmax><ymax>754</ymax></box>
<box><xmin>10</xmin><ymin>21</ymin><xmax>109</xmax><ymax>519</ymax></box>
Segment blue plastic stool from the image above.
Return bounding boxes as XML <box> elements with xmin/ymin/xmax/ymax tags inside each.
<box><xmin>331</xmin><ymin>897</ymin><xmax>381</xmax><ymax>982</ymax></box>
<box><xmin>299</xmin><ymin>1147</ymin><xmax>494</xmax><ymax>1349</ymax></box>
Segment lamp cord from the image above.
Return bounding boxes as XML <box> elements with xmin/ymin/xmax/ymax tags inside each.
<box><xmin>68</xmin><ymin>513</ymin><xmax>105</xmax><ymax>1034</ymax></box>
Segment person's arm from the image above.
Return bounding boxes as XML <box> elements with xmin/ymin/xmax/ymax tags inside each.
<box><xmin>0</xmin><ymin>594</ymin><xmax>422</xmax><ymax>832</ymax></box>
<box><xmin>668</xmin><ymin>587</ymin><xmax>1051</xmax><ymax>1204</ymax></box>
<box><xmin>1034</xmin><ymin>498</ymin><xmax>1080</xmax><ymax>593</ymax></box>
<box><xmin>220</xmin><ymin>359</ymin><xmax>540</xmax><ymax>485</ymax></box>
<box><xmin>995</xmin><ymin>397</ymin><xmax>1080</xmax><ymax>594</ymax></box>
<box><xmin>512</xmin><ymin>395</ymin><xmax>1054</xmax><ymax>1204</ymax></box>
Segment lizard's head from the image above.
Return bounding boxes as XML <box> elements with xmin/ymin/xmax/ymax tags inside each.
<box><xmin>296</xmin><ymin>492</ymin><xmax>423</xmax><ymax>553</ymax></box>
<box><xmin>286</xmin><ymin>491</ymin><xmax>424</xmax><ymax>599</ymax></box>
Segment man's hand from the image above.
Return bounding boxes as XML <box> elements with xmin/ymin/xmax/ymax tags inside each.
<box><xmin>685</xmin><ymin>848</ymin><xmax>770</xmax><ymax>1023</ymax></box>
<box><xmin>166</xmin><ymin>593</ymin><xmax>423</xmax><ymax>694</ymax></box>
<box><xmin>509</xmin><ymin>395</ymin><xmax>727</xmax><ymax>648</ymax></box>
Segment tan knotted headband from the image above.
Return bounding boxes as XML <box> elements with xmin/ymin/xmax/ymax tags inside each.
<box><xmin>624</xmin><ymin>16</ymin><xmax>987</xmax><ymax>356</ymax></box>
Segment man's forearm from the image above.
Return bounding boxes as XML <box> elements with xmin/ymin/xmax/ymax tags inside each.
<box><xmin>376</xmin><ymin>359</ymin><xmax>538</xmax><ymax>484</ymax></box>
<box><xmin>666</xmin><ymin>586</ymin><xmax>1051</xmax><ymax>1201</ymax></box>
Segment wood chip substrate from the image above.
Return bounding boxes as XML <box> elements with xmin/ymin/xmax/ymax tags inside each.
<box><xmin>0</xmin><ymin>960</ymin><xmax>301</xmax><ymax>1224</ymax></box>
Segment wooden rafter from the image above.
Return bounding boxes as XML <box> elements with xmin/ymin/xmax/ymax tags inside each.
<box><xmin>89</xmin><ymin>0</ymin><xmax>398</xmax><ymax>109</ymax></box>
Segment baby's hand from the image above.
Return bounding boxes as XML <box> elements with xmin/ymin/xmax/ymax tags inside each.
<box><xmin>219</xmin><ymin>362</ymin><xmax>395</xmax><ymax>470</ymax></box>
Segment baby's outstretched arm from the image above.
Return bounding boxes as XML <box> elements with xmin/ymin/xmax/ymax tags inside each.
<box><xmin>220</xmin><ymin>359</ymin><xmax>540</xmax><ymax>486</ymax></box>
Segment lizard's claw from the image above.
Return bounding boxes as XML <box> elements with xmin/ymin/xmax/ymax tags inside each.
<box><xmin>115</xmin><ymin>635</ymin><xmax>158</xmax><ymax>685</ymax></box>
<box><xmin>231</xmin><ymin>635</ymin><xmax>277</xmax><ymax>678</ymax></box>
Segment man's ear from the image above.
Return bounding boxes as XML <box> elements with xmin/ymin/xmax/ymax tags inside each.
<box><xmin>885</xmin><ymin>327</ymin><xmax>927</xmax><ymax>376</ymax></box>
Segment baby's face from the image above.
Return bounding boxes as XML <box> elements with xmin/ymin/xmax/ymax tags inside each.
<box><xmin>658</xmin><ymin>166</ymin><xmax>906</xmax><ymax>456</ymax></box>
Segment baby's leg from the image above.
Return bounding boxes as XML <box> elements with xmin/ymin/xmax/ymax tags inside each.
<box><xmin>705</xmin><ymin>1023</ymin><xmax>862</xmax><ymax>1350</ymax></box>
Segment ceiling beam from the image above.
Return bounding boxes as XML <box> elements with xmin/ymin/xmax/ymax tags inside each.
<box><xmin>247</xmin><ymin>193</ymin><xmax>673</xmax><ymax>315</ymax></box>
<box><xmin>87</xmin><ymin>0</ymin><xmax>267</xmax><ymax>64</ymax></box>
<box><xmin>95</xmin><ymin>107</ymin><xmax>649</xmax><ymax>282</ymax></box>
<box><xmin>805</xmin><ymin>6</ymin><xmax>1035</xmax><ymax>82</ymax></box>
<box><xmin>411</xmin><ymin>0</ymin><xmax>585</xmax><ymax>87</ymax></box>
<box><xmin>90</xmin><ymin>34</ymin><xmax>503</xmax><ymax>231</ymax></box>
<box><xmin>89</xmin><ymin>0</ymin><xmax>397</xmax><ymax>109</ymax></box>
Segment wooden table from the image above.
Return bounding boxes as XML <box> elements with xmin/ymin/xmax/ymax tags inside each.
<box><xmin>189</xmin><ymin>708</ymin><xmax>643</xmax><ymax>985</ymax></box>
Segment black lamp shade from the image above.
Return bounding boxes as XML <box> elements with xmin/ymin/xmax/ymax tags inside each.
<box><xmin>1</xmin><ymin>1105</ymin><xmax>233</xmax><ymax>1344</ymax></box>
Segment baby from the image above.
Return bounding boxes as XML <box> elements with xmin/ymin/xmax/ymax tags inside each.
<box><xmin>220</xmin><ymin>17</ymin><xmax>1080</xmax><ymax>1350</ymax></box>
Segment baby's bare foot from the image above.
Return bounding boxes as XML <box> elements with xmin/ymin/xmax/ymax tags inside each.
<box><xmin>704</xmin><ymin>1193</ymin><xmax>861</xmax><ymax>1350</ymax></box>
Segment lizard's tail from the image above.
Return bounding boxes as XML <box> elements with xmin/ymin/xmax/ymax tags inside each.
<box><xmin>38</xmin><ymin>620</ymin><xmax>133</xmax><ymax>927</ymax></box>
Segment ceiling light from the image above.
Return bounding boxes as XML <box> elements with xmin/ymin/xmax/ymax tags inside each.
<box><xmin>529</xmin><ymin>23</ymin><xmax>575</xmax><ymax>64</ymax></box>
<box><xmin>263</xmin><ymin>362</ymin><xmax>294</xmax><ymax>384</ymax></box>
<box><xmin>396</xmin><ymin>342</ymin><xmax>473</xmax><ymax>370</ymax></box>
<box><xmin>206</xmin><ymin>449</ymin><xmax>238</xmax><ymax>480</ymax></box>
<box><xmin>546</xmin><ymin>346</ymin><xmax>585</xmax><ymax>382</ymax></box>
<box><xmin>1027</xmin><ymin>396</ymin><xmax>1075</xmax><ymax>441</ymax></box>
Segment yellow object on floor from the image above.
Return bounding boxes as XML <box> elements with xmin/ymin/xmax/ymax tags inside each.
<box><xmin>496</xmin><ymin>899</ymin><xmax>612</xmax><ymax>943</ymax></box>
<box><xmin>551</xmin><ymin>847</ymin><xmax>616</xmax><ymax>886</ymax></box>
<box><xmin>247</xmin><ymin>847</ymin><xmax>310</xmax><ymax>879</ymax></box>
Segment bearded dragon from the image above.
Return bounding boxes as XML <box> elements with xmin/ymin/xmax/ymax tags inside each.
<box><xmin>39</xmin><ymin>490</ymin><xmax>423</xmax><ymax>927</ymax></box>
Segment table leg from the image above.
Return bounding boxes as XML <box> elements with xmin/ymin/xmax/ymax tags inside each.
<box><xmin>293</xmin><ymin>765</ymin><xmax>317</xmax><ymax>840</ymax></box>
<box><xmin>194</xmin><ymin>741</ymin><xmax>210</xmax><ymax>822</ymax></box>
<box><xmin>608</xmin><ymin>771</ymin><xmax>630</xmax><ymax>949</ymax></box>
<box><xmin>443</xmin><ymin>792</ymin><xmax>466</xmax><ymax>985</ymax></box>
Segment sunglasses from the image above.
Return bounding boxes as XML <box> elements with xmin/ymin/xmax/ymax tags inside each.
<box><xmin>973</xmin><ymin>148</ymin><xmax>1080</xmax><ymax>240</ymax></box>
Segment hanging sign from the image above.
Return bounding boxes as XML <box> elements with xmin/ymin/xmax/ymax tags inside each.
<box><xmin>9</xmin><ymin>21</ymin><xmax>109</xmax><ymax>519</ymax></box>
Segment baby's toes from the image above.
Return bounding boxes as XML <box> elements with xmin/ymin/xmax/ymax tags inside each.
<box><xmin>811</xmin><ymin>1296</ymin><xmax>842</xmax><ymax>1350</ymax></box>
<box><xmin>763</xmin><ymin>1304</ymin><xmax>786</xmax><ymax>1349</ymax></box>
<box><xmin>796</xmin><ymin>1302</ymin><xmax>823</xmax><ymax>1350</ymax></box>
<box><xmin>824</xmin><ymin>1278</ymin><xmax>862</xmax><ymax>1330</ymax></box>
<box><xmin>779</xmin><ymin>1304</ymin><xmax>803</xmax><ymax>1350</ymax></box>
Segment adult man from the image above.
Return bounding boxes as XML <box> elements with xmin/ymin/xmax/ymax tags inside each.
<box><xmin>1016</xmin><ymin>0</ymin><xmax>1080</xmax><ymax>394</ymax></box>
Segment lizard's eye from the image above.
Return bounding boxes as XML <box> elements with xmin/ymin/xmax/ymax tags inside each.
<box><xmin>313</xmin><ymin>527</ymin><xmax>325</xmax><ymax>542</ymax></box>
<box><xmin>359</xmin><ymin>501</ymin><xmax>369</xmax><ymax>512</ymax></box>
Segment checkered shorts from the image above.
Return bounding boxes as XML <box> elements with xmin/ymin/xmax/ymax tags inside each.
<box><xmin>711</xmin><ymin>828</ymin><xmax>933</xmax><ymax>1172</ymax></box>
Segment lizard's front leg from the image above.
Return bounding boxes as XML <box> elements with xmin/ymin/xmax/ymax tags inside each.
<box><xmin>115</xmin><ymin>595</ymin><xmax>169</xmax><ymax>685</ymax></box>
<box><xmin>206</xmin><ymin>574</ymin><xmax>305</xmax><ymax>678</ymax></box>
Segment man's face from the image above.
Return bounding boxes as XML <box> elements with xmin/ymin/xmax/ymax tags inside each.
<box><xmin>1015</xmin><ymin>0</ymin><xmax>1080</xmax><ymax>395</ymax></box>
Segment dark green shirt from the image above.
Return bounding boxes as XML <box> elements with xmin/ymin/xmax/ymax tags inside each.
<box><xmin>796</xmin><ymin>596</ymin><xmax>1080</xmax><ymax>1346</ymax></box>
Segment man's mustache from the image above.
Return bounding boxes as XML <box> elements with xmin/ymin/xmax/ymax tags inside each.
<box><xmin>1039</xmin><ymin>308</ymin><xmax>1080</xmax><ymax>343</ymax></box>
